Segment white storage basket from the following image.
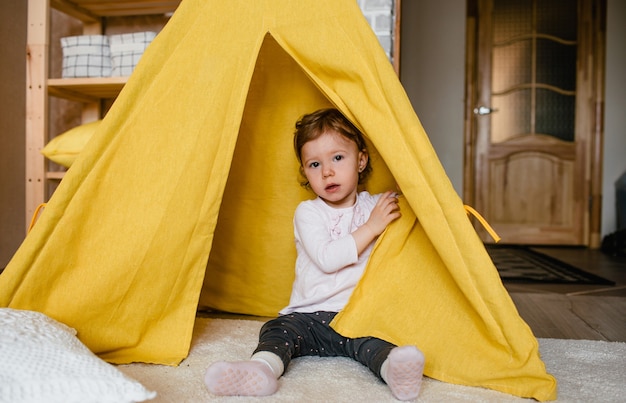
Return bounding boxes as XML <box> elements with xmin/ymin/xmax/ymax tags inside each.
<box><xmin>109</xmin><ymin>32</ymin><xmax>157</xmax><ymax>77</ymax></box>
<box><xmin>61</xmin><ymin>35</ymin><xmax>112</xmax><ymax>78</ymax></box>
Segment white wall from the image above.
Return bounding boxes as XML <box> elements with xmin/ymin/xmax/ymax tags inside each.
<box><xmin>400</xmin><ymin>0</ymin><xmax>624</xmax><ymax>239</ymax></box>
<box><xmin>400</xmin><ymin>1</ymin><xmax>466</xmax><ymax>197</ymax></box>
<box><xmin>603</xmin><ymin>0</ymin><xmax>626</xmax><ymax>235</ymax></box>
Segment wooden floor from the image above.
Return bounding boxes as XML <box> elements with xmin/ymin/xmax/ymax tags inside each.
<box><xmin>504</xmin><ymin>247</ymin><xmax>626</xmax><ymax>342</ymax></box>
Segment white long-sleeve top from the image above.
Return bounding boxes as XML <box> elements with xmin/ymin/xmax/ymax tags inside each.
<box><xmin>280</xmin><ymin>191</ymin><xmax>382</xmax><ymax>315</ymax></box>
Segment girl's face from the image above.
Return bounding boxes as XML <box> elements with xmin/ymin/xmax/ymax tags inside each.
<box><xmin>300</xmin><ymin>130</ymin><xmax>368</xmax><ymax>208</ymax></box>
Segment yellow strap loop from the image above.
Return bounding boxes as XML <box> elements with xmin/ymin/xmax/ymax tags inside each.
<box><xmin>464</xmin><ymin>205</ymin><xmax>501</xmax><ymax>243</ymax></box>
<box><xmin>28</xmin><ymin>203</ymin><xmax>47</xmax><ymax>233</ymax></box>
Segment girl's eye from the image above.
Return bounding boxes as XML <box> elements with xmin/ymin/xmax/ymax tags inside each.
<box><xmin>308</xmin><ymin>162</ymin><xmax>320</xmax><ymax>168</ymax></box>
<box><xmin>333</xmin><ymin>155</ymin><xmax>343</xmax><ymax>162</ymax></box>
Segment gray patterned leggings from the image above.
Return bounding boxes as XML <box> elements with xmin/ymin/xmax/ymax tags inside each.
<box><xmin>253</xmin><ymin>311</ymin><xmax>395</xmax><ymax>380</ymax></box>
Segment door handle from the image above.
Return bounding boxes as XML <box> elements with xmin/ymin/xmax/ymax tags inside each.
<box><xmin>473</xmin><ymin>106</ymin><xmax>498</xmax><ymax>115</ymax></box>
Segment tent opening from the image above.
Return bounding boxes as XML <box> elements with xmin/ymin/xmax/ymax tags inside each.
<box><xmin>198</xmin><ymin>34</ymin><xmax>332</xmax><ymax>316</ymax></box>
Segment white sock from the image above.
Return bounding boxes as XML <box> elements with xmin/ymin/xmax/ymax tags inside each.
<box><xmin>204</xmin><ymin>360</ymin><xmax>278</xmax><ymax>397</ymax></box>
<box><xmin>251</xmin><ymin>351</ymin><xmax>284</xmax><ymax>378</ymax></box>
<box><xmin>380</xmin><ymin>345</ymin><xmax>425</xmax><ymax>401</ymax></box>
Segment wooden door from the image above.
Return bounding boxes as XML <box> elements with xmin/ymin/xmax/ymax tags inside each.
<box><xmin>464</xmin><ymin>0</ymin><xmax>605</xmax><ymax>246</ymax></box>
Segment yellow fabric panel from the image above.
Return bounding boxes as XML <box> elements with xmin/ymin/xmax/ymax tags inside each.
<box><xmin>0</xmin><ymin>0</ymin><xmax>556</xmax><ymax>400</ymax></box>
<box><xmin>0</xmin><ymin>0</ymin><xmax>256</xmax><ymax>364</ymax></box>
<box><xmin>332</xmin><ymin>198</ymin><xmax>557</xmax><ymax>400</ymax></box>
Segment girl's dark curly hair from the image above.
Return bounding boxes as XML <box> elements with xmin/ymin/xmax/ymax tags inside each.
<box><xmin>293</xmin><ymin>108</ymin><xmax>372</xmax><ymax>188</ymax></box>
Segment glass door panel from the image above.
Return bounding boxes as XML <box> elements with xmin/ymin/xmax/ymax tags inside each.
<box><xmin>491</xmin><ymin>0</ymin><xmax>577</xmax><ymax>143</ymax></box>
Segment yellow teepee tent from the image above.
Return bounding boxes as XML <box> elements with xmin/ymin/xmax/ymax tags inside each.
<box><xmin>1</xmin><ymin>0</ymin><xmax>556</xmax><ymax>400</ymax></box>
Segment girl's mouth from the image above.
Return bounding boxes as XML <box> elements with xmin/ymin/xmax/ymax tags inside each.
<box><xmin>325</xmin><ymin>184</ymin><xmax>339</xmax><ymax>192</ymax></box>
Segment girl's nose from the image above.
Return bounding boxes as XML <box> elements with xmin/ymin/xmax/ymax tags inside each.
<box><xmin>323</xmin><ymin>166</ymin><xmax>333</xmax><ymax>178</ymax></box>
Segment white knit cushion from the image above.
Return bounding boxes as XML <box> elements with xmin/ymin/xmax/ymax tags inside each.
<box><xmin>0</xmin><ymin>308</ymin><xmax>156</xmax><ymax>403</ymax></box>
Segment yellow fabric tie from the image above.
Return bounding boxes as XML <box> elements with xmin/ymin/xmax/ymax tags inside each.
<box><xmin>464</xmin><ymin>205</ymin><xmax>501</xmax><ymax>243</ymax></box>
<box><xmin>28</xmin><ymin>203</ymin><xmax>47</xmax><ymax>233</ymax></box>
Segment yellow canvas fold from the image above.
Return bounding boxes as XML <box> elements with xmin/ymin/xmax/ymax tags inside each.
<box><xmin>1</xmin><ymin>0</ymin><xmax>556</xmax><ymax>400</ymax></box>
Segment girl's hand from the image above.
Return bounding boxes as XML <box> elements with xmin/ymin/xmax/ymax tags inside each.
<box><xmin>366</xmin><ymin>191</ymin><xmax>401</xmax><ymax>236</ymax></box>
<box><xmin>352</xmin><ymin>190</ymin><xmax>401</xmax><ymax>255</ymax></box>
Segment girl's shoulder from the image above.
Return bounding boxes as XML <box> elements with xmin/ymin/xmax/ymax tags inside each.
<box><xmin>295</xmin><ymin>197</ymin><xmax>327</xmax><ymax>217</ymax></box>
<box><xmin>357</xmin><ymin>190</ymin><xmax>382</xmax><ymax>206</ymax></box>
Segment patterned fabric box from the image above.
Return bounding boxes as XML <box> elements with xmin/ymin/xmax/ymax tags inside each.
<box><xmin>61</xmin><ymin>35</ymin><xmax>112</xmax><ymax>78</ymax></box>
<box><xmin>109</xmin><ymin>32</ymin><xmax>157</xmax><ymax>77</ymax></box>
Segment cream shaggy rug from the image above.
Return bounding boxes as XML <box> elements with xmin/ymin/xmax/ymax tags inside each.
<box><xmin>119</xmin><ymin>318</ymin><xmax>626</xmax><ymax>402</ymax></box>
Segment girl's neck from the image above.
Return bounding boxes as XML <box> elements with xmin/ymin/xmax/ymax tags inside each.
<box><xmin>318</xmin><ymin>192</ymin><xmax>358</xmax><ymax>209</ymax></box>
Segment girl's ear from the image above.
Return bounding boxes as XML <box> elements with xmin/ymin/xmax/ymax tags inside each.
<box><xmin>358</xmin><ymin>150</ymin><xmax>369</xmax><ymax>172</ymax></box>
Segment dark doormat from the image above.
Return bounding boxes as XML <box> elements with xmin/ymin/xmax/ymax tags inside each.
<box><xmin>485</xmin><ymin>245</ymin><xmax>615</xmax><ymax>285</ymax></box>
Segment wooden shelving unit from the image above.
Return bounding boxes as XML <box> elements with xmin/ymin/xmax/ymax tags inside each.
<box><xmin>25</xmin><ymin>0</ymin><xmax>180</xmax><ymax>229</ymax></box>
<box><xmin>47</xmin><ymin>77</ymin><xmax>128</xmax><ymax>102</ymax></box>
<box><xmin>51</xmin><ymin>0</ymin><xmax>181</xmax><ymax>19</ymax></box>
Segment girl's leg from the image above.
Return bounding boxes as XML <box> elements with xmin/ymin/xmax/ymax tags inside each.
<box><xmin>204</xmin><ymin>313</ymin><xmax>313</xmax><ymax>396</ymax></box>
<box><xmin>330</xmin><ymin>322</ymin><xmax>425</xmax><ymax>401</ymax></box>
<box><xmin>254</xmin><ymin>311</ymin><xmax>345</xmax><ymax>367</ymax></box>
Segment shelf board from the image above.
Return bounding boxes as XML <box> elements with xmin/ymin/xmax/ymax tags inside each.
<box><xmin>51</xmin><ymin>0</ymin><xmax>181</xmax><ymax>22</ymax></box>
<box><xmin>46</xmin><ymin>171</ymin><xmax>66</xmax><ymax>180</ymax></box>
<box><xmin>48</xmin><ymin>77</ymin><xmax>127</xmax><ymax>102</ymax></box>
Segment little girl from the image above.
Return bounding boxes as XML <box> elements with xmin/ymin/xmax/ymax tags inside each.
<box><xmin>204</xmin><ymin>108</ymin><xmax>425</xmax><ymax>401</ymax></box>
